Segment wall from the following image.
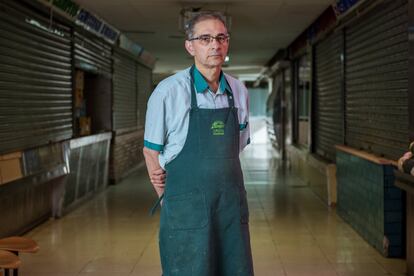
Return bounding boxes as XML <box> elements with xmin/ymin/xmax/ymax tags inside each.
<box><xmin>248</xmin><ymin>88</ymin><xmax>268</xmax><ymax>117</ymax></box>
<box><xmin>110</xmin><ymin>129</ymin><xmax>145</xmax><ymax>183</ymax></box>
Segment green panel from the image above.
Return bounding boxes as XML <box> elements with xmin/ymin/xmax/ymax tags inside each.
<box><xmin>336</xmin><ymin>149</ymin><xmax>404</xmax><ymax>257</ymax></box>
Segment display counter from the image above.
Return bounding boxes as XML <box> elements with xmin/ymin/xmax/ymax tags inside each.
<box><xmin>0</xmin><ymin>132</ymin><xmax>112</xmax><ymax>236</ymax></box>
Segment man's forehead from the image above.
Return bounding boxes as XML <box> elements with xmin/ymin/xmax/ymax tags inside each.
<box><xmin>193</xmin><ymin>19</ymin><xmax>227</xmax><ymax>34</ymax></box>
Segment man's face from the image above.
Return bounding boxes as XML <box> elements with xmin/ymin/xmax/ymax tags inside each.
<box><xmin>185</xmin><ymin>19</ymin><xmax>229</xmax><ymax>70</ymax></box>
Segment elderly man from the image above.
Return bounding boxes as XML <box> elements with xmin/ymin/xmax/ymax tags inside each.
<box><xmin>143</xmin><ymin>11</ymin><xmax>254</xmax><ymax>276</ymax></box>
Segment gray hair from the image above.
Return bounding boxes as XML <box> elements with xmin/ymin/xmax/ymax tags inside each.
<box><xmin>185</xmin><ymin>11</ymin><xmax>227</xmax><ymax>40</ymax></box>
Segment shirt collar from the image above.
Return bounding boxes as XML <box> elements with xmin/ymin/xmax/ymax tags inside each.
<box><xmin>193</xmin><ymin>65</ymin><xmax>232</xmax><ymax>94</ymax></box>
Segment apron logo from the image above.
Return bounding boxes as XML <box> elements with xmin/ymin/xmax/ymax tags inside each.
<box><xmin>211</xmin><ymin>120</ymin><xmax>225</xmax><ymax>136</ymax></box>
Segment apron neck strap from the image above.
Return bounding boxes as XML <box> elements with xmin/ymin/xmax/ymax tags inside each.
<box><xmin>225</xmin><ymin>78</ymin><xmax>235</xmax><ymax>108</ymax></box>
<box><xmin>190</xmin><ymin>65</ymin><xmax>198</xmax><ymax>109</ymax></box>
<box><xmin>189</xmin><ymin>65</ymin><xmax>234</xmax><ymax>109</ymax></box>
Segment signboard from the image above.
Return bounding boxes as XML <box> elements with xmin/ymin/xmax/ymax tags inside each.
<box><xmin>139</xmin><ymin>50</ymin><xmax>156</xmax><ymax>69</ymax></box>
<box><xmin>76</xmin><ymin>9</ymin><xmax>120</xmax><ymax>44</ymax></box>
<box><xmin>334</xmin><ymin>0</ymin><xmax>359</xmax><ymax>15</ymax></box>
<box><xmin>37</xmin><ymin>0</ymin><xmax>79</xmax><ymax>19</ymax></box>
<box><xmin>119</xmin><ymin>34</ymin><xmax>143</xmax><ymax>57</ymax></box>
<box><xmin>37</xmin><ymin>0</ymin><xmax>120</xmax><ymax>44</ymax></box>
<box><xmin>51</xmin><ymin>0</ymin><xmax>79</xmax><ymax>17</ymax></box>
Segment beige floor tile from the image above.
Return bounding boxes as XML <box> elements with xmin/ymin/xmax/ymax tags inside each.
<box><xmin>337</xmin><ymin>273</ymin><xmax>388</xmax><ymax>276</ymax></box>
<box><xmin>19</xmin><ymin>260</ymin><xmax>88</xmax><ymax>273</ymax></box>
<box><xmin>373</xmin><ymin>255</ymin><xmax>407</xmax><ymax>274</ymax></box>
<box><xmin>334</xmin><ymin>262</ymin><xmax>388</xmax><ymax>275</ymax></box>
<box><xmin>80</xmin><ymin>256</ymin><xmax>137</xmax><ymax>273</ymax></box>
<box><xmin>324</xmin><ymin>250</ymin><xmax>378</xmax><ymax>264</ymax></box>
<box><xmin>283</xmin><ymin>264</ymin><xmax>337</xmax><ymax>276</ymax></box>
<box><xmin>272</xmin><ymin>234</ymin><xmax>317</xmax><ymax>247</ymax></box>
<box><xmin>20</xmin><ymin>273</ymin><xmax>78</xmax><ymax>276</ymax></box>
<box><xmin>254</xmin><ymin>266</ymin><xmax>286</xmax><ymax>276</ymax></box>
<box><xmin>131</xmin><ymin>264</ymin><xmax>163</xmax><ymax>275</ymax></box>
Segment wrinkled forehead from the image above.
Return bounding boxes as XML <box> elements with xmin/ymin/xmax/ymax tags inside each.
<box><xmin>193</xmin><ymin>19</ymin><xmax>228</xmax><ymax>36</ymax></box>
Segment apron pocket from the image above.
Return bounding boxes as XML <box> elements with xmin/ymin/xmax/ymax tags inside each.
<box><xmin>165</xmin><ymin>190</ymin><xmax>208</xmax><ymax>230</ymax></box>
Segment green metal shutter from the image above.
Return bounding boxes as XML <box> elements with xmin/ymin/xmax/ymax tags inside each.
<box><xmin>113</xmin><ymin>49</ymin><xmax>137</xmax><ymax>130</ymax></box>
<box><xmin>314</xmin><ymin>31</ymin><xmax>344</xmax><ymax>161</ymax></box>
<box><xmin>74</xmin><ymin>30</ymin><xmax>112</xmax><ymax>77</ymax></box>
<box><xmin>136</xmin><ymin>63</ymin><xmax>152</xmax><ymax>128</ymax></box>
<box><xmin>345</xmin><ymin>0</ymin><xmax>408</xmax><ymax>159</ymax></box>
<box><xmin>0</xmin><ymin>1</ymin><xmax>72</xmax><ymax>154</ymax></box>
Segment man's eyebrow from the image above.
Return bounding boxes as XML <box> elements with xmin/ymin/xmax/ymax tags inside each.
<box><xmin>198</xmin><ymin>33</ymin><xmax>227</xmax><ymax>36</ymax></box>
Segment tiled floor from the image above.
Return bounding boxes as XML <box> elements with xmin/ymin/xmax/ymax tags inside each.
<box><xmin>17</xmin><ymin>118</ymin><xmax>406</xmax><ymax>275</ymax></box>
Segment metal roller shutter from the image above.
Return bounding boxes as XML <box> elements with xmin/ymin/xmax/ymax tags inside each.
<box><xmin>136</xmin><ymin>63</ymin><xmax>152</xmax><ymax>128</ymax></box>
<box><xmin>345</xmin><ymin>0</ymin><xmax>408</xmax><ymax>159</ymax></box>
<box><xmin>74</xmin><ymin>30</ymin><xmax>112</xmax><ymax>77</ymax></box>
<box><xmin>113</xmin><ymin>49</ymin><xmax>137</xmax><ymax>130</ymax></box>
<box><xmin>0</xmin><ymin>1</ymin><xmax>72</xmax><ymax>154</ymax></box>
<box><xmin>314</xmin><ymin>31</ymin><xmax>343</xmax><ymax>161</ymax></box>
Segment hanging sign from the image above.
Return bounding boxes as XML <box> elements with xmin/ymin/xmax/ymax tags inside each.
<box><xmin>37</xmin><ymin>0</ymin><xmax>80</xmax><ymax>19</ymax></box>
<box><xmin>333</xmin><ymin>0</ymin><xmax>359</xmax><ymax>15</ymax></box>
<box><xmin>119</xmin><ymin>34</ymin><xmax>143</xmax><ymax>57</ymax></box>
<box><xmin>37</xmin><ymin>0</ymin><xmax>120</xmax><ymax>44</ymax></box>
<box><xmin>51</xmin><ymin>0</ymin><xmax>79</xmax><ymax>17</ymax></box>
<box><xmin>76</xmin><ymin>9</ymin><xmax>120</xmax><ymax>44</ymax></box>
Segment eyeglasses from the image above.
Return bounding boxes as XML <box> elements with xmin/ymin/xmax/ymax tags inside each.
<box><xmin>188</xmin><ymin>34</ymin><xmax>230</xmax><ymax>45</ymax></box>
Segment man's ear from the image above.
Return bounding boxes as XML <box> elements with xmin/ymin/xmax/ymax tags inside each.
<box><xmin>185</xmin><ymin>40</ymin><xmax>195</xmax><ymax>56</ymax></box>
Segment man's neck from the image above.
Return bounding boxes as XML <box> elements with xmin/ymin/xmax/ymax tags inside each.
<box><xmin>196</xmin><ymin>63</ymin><xmax>221</xmax><ymax>92</ymax></box>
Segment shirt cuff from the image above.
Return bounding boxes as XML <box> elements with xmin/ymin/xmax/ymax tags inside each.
<box><xmin>144</xmin><ymin>140</ymin><xmax>164</xmax><ymax>152</ymax></box>
<box><xmin>239</xmin><ymin>122</ymin><xmax>248</xmax><ymax>130</ymax></box>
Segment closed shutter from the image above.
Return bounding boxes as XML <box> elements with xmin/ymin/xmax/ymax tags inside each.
<box><xmin>74</xmin><ymin>30</ymin><xmax>112</xmax><ymax>77</ymax></box>
<box><xmin>314</xmin><ymin>31</ymin><xmax>344</xmax><ymax>161</ymax></box>
<box><xmin>345</xmin><ymin>0</ymin><xmax>408</xmax><ymax>159</ymax></box>
<box><xmin>0</xmin><ymin>1</ymin><xmax>72</xmax><ymax>154</ymax></box>
<box><xmin>113</xmin><ymin>49</ymin><xmax>137</xmax><ymax>130</ymax></box>
<box><xmin>136</xmin><ymin>63</ymin><xmax>152</xmax><ymax>128</ymax></box>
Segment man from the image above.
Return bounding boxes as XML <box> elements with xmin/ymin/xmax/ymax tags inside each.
<box><xmin>143</xmin><ymin>11</ymin><xmax>254</xmax><ymax>276</ymax></box>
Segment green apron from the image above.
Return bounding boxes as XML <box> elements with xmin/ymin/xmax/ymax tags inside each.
<box><xmin>157</xmin><ymin>66</ymin><xmax>254</xmax><ymax>276</ymax></box>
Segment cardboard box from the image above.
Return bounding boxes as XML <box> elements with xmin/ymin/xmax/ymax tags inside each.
<box><xmin>75</xmin><ymin>70</ymin><xmax>84</xmax><ymax>90</ymax></box>
<box><xmin>74</xmin><ymin>87</ymin><xmax>84</xmax><ymax>108</ymax></box>
<box><xmin>79</xmin><ymin>116</ymin><xmax>91</xmax><ymax>136</ymax></box>
<box><xmin>0</xmin><ymin>152</ymin><xmax>23</xmax><ymax>184</ymax></box>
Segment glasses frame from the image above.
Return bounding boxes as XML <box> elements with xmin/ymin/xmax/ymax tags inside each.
<box><xmin>188</xmin><ymin>34</ymin><xmax>230</xmax><ymax>45</ymax></box>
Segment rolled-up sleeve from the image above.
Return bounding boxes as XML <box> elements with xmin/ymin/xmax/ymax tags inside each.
<box><xmin>144</xmin><ymin>89</ymin><xmax>166</xmax><ymax>152</ymax></box>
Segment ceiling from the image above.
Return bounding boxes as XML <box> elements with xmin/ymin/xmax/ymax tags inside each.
<box><xmin>74</xmin><ymin>0</ymin><xmax>333</xmax><ymax>81</ymax></box>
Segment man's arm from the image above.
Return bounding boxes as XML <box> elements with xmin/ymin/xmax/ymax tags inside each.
<box><xmin>143</xmin><ymin>147</ymin><xmax>166</xmax><ymax>198</ymax></box>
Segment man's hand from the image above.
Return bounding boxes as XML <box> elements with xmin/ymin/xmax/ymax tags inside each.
<box><xmin>150</xmin><ymin>168</ymin><xmax>166</xmax><ymax>188</ymax></box>
<box><xmin>143</xmin><ymin>147</ymin><xmax>165</xmax><ymax>197</ymax></box>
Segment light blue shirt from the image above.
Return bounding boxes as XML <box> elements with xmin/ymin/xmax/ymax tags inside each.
<box><xmin>144</xmin><ymin>66</ymin><xmax>250</xmax><ymax>169</ymax></box>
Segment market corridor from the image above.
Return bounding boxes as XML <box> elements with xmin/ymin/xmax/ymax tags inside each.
<box><xmin>18</xmin><ymin>119</ymin><xmax>406</xmax><ymax>276</ymax></box>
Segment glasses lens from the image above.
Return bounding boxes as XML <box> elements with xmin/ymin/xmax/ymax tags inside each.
<box><xmin>198</xmin><ymin>35</ymin><xmax>212</xmax><ymax>45</ymax></box>
<box><xmin>216</xmin><ymin>35</ymin><xmax>228</xmax><ymax>44</ymax></box>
